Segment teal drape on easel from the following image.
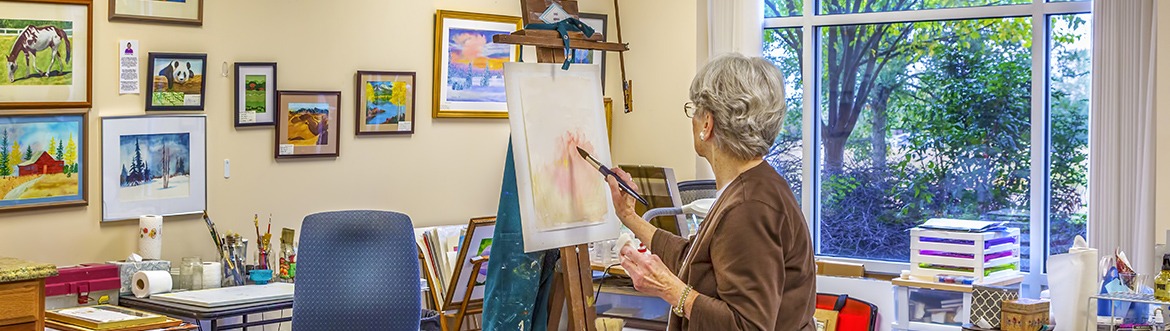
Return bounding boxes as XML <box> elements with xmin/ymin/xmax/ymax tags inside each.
<box><xmin>482</xmin><ymin>141</ymin><xmax>557</xmax><ymax>331</ymax></box>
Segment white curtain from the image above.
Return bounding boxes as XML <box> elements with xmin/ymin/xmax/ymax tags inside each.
<box><xmin>1088</xmin><ymin>0</ymin><xmax>1157</xmax><ymax>275</ymax></box>
<box><xmin>695</xmin><ymin>0</ymin><xmax>764</xmax><ymax>180</ymax></box>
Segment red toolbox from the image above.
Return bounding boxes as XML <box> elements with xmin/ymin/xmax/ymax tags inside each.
<box><xmin>44</xmin><ymin>263</ymin><xmax>121</xmax><ymax>309</ymax></box>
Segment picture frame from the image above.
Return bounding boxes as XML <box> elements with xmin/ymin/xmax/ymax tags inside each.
<box><xmin>443</xmin><ymin>216</ymin><xmax>496</xmax><ymax>309</ymax></box>
<box><xmin>108</xmin><ymin>0</ymin><xmax>202</xmax><ymax>26</ymax></box>
<box><xmin>355</xmin><ymin>71</ymin><xmax>415</xmax><ymax>135</ymax></box>
<box><xmin>0</xmin><ymin>0</ymin><xmax>93</xmax><ymax>109</ymax></box>
<box><xmin>432</xmin><ymin>10</ymin><xmax>521</xmax><ymax>119</ymax></box>
<box><xmin>576</xmin><ymin>12</ymin><xmax>608</xmax><ymax>93</ymax></box>
<box><xmin>0</xmin><ymin>109</ymin><xmax>87</xmax><ymax>212</ymax></box>
<box><xmin>234</xmin><ymin>62</ymin><xmax>277</xmax><ymax>127</ymax></box>
<box><xmin>145</xmin><ymin>52</ymin><xmax>207</xmax><ymax>111</ymax></box>
<box><xmin>275</xmin><ymin>90</ymin><xmax>340</xmax><ymax>159</ymax></box>
<box><xmin>101</xmin><ymin>115</ymin><xmax>206</xmax><ymax>222</ymax></box>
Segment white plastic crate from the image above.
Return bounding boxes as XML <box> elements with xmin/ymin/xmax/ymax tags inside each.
<box><xmin>910</xmin><ymin>228</ymin><xmax>1020</xmax><ymax>285</ymax></box>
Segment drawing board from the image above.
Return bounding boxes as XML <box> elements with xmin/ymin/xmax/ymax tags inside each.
<box><xmin>504</xmin><ymin>62</ymin><xmax>619</xmax><ymax>252</ymax></box>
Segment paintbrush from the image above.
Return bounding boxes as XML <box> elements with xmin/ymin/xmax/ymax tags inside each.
<box><xmin>576</xmin><ymin>147</ymin><xmax>649</xmax><ymax>206</ymax></box>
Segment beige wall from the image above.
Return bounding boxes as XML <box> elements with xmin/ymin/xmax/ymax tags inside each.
<box><xmin>0</xmin><ymin>0</ymin><xmax>629</xmax><ymax>265</ymax></box>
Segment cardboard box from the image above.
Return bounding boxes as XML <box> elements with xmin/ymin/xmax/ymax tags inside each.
<box><xmin>108</xmin><ymin>260</ymin><xmax>170</xmax><ymax>295</ymax></box>
<box><xmin>1001</xmin><ymin>298</ymin><xmax>1049</xmax><ymax>331</ymax></box>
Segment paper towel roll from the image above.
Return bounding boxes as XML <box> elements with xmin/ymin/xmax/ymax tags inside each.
<box><xmin>132</xmin><ymin>270</ymin><xmax>172</xmax><ymax>298</ymax></box>
<box><xmin>138</xmin><ymin>215</ymin><xmax>163</xmax><ymax>260</ymax></box>
<box><xmin>202</xmin><ymin>262</ymin><xmax>222</xmax><ymax>289</ymax></box>
<box><xmin>1048</xmin><ymin>236</ymin><xmax>1098</xmax><ymax>331</ymax></box>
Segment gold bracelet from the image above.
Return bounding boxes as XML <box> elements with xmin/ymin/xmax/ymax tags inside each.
<box><xmin>673</xmin><ymin>286</ymin><xmax>693</xmax><ymax>317</ymax></box>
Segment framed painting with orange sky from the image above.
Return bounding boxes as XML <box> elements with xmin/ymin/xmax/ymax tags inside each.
<box><xmin>432</xmin><ymin>10</ymin><xmax>520</xmax><ymax>119</ymax></box>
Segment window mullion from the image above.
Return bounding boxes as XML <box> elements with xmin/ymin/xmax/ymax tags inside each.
<box><xmin>1026</xmin><ymin>6</ymin><xmax>1050</xmax><ymax>297</ymax></box>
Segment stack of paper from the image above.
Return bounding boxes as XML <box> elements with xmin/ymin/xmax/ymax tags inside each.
<box><xmin>415</xmin><ymin>224</ymin><xmax>466</xmax><ymax>309</ymax></box>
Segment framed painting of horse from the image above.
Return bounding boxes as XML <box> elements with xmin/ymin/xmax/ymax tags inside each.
<box><xmin>0</xmin><ymin>0</ymin><xmax>92</xmax><ymax>109</ymax></box>
<box><xmin>275</xmin><ymin>91</ymin><xmax>340</xmax><ymax>159</ymax></box>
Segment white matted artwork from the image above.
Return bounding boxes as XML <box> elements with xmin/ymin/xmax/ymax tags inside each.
<box><xmin>442</xmin><ymin>217</ymin><xmax>495</xmax><ymax>308</ymax></box>
<box><xmin>505</xmin><ymin>62</ymin><xmax>619</xmax><ymax>252</ymax></box>
<box><xmin>101</xmin><ymin>115</ymin><xmax>206</xmax><ymax>222</ymax></box>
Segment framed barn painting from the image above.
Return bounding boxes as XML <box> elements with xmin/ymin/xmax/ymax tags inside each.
<box><xmin>0</xmin><ymin>110</ymin><xmax>87</xmax><ymax>212</ymax></box>
<box><xmin>432</xmin><ymin>10</ymin><xmax>520</xmax><ymax>119</ymax></box>
<box><xmin>101</xmin><ymin>115</ymin><xmax>206</xmax><ymax>221</ymax></box>
<box><xmin>234</xmin><ymin>62</ymin><xmax>276</xmax><ymax>127</ymax></box>
<box><xmin>109</xmin><ymin>0</ymin><xmax>202</xmax><ymax>26</ymax></box>
<box><xmin>275</xmin><ymin>90</ymin><xmax>340</xmax><ymax>159</ymax></box>
<box><xmin>356</xmin><ymin>71</ymin><xmax>414</xmax><ymax>135</ymax></box>
<box><xmin>0</xmin><ymin>0</ymin><xmax>93</xmax><ymax>109</ymax></box>
<box><xmin>146</xmin><ymin>52</ymin><xmax>206</xmax><ymax>111</ymax></box>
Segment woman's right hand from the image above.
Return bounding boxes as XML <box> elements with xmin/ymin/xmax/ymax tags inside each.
<box><xmin>606</xmin><ymin>168</ymin><xmax>640</xmax><ymax>225</ymax></box>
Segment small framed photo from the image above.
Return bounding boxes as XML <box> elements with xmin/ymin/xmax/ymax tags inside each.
<box><xmin>109</xmin><ymin>0</ymin><xmax>203</xmax><ymax>26</ymax></box>
<box><xmin>356</xmin><ymin>71</ymin><xmax>415</xmax><ymax>135</ymax></box>
<box><xmin>234</xmin><ymin>62</ymin><xmax>277</xmax><ymax>127</ymax></box>
<box><xmin>276</xmin><ymin>91</ymin><xmax>340</xmax><ymax>159</ymax></box>
<box><xmin>0</xmin><ymin>0</ymin><xmax>93</xmax><ymax>109</ymax></box>
<box><xmin>576</xmin><ymin>13</ymin><xmax>608</xmax><ymax>93</ymax></box>
<box><xmin>0</xmin><ymin>110</ymin><xmax>88</xmax><ymax>212</ymax></box>
<box><xmin>101</xmin><ymin>115</ymin><xmax>207</xmax><ymax>222</ymax></box>
<box><xmin>146</xmin><ymin>53</ymin><xmax>207</xmax><ymax>111</ymax></box>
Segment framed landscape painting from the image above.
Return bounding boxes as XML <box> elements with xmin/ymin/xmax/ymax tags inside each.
<box><xmin>356</xmin><ymin>71</ymin><xmax>414</xmax><ymax>135</ymax></box>
<box><xmin>101</xmin><ymin>115</ymin><xmax>206</xmax><ymax>221</ymax></box>
<box><xmin>0</xmin><ymin>0</ymin><xmax>93</xmax><ymax>109</ymax></box>
<box><xmin>109</xmin><ymin>0</ymin><xmax>202</xmax><ymax>26</ymax></box>
<box><xmin>432</xmin><ymin>10</ymin><xmax>520</xmax><ymax>119</ymax></box>
<box><xmin>0</xmin><ymin>110</ymin><xmax>87</xmax><ymax>212</ymax></box>
<box><xmin>276</xmin><ymin>91</ymin><xmax>340</xmax><ymax>159</ymax></box>
<box><xmin>146</xmin><ymin>52</ymin><xmax>206</xmax><ymax>111</ymax></box>
<box><xmin>234</xmin><ymin>62</ymin><xmax>276</xmax><ymax>127</ymax></box>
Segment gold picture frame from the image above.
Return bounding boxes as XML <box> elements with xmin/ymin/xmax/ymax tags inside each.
<box><xmin>432</xmin><ymin>10</ymin><xmax>521</xmax><ymax>119</ymax></box>
<box><xmin>108</xmin><ymin>0</ymin><xmax>202</xmax><ymax>26</ymax></box>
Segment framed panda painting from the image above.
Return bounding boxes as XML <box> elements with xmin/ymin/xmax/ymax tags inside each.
<box><xmin>145</xmin><ymin>52</ymin><xmax>206</xmax><ymax>111</ymax></box>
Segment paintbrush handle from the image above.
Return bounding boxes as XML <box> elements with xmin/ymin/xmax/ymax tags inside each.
<box><xmin>600</xmin><ymin>166</ymin><xmax>649</xmax><ymax>206</ymax></box>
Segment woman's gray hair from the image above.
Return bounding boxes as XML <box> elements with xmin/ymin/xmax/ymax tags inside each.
<box><xmin>689</xmin><ymin>53</ymin><xmax>786</xmax><ymax>160</ymax></box>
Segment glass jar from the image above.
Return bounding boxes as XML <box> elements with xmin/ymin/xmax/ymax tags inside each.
<box><xmin>179</xmin><ymin>257</ymin><xmax>203</xmax><ymax>290</ymax></box>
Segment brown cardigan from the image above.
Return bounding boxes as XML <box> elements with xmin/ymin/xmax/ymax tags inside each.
<box><xmin>651</xmin><ymin>163</ymin><xmax>816</xmax><ymax>331</ymax></box>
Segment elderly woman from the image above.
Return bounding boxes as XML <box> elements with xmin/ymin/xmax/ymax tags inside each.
<box><xmin>607</xmin><ymin>53</ymin><xmax>815</xmax><ymax>330</ymax></box>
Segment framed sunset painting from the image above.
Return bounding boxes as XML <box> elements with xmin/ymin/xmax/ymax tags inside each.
<box><xmin>432</xmin><ymin>10</ymin><xmax>520</xmax><ymax>119</ymax></box>
<box><xmin>0</xmin><ymin>110</ymin><xmax>87</xmax><ymax>212</ymax></box>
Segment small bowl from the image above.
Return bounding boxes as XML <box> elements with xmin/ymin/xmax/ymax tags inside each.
<box><xmin>249</xmin><ymin>269</ymin><xmax>273</xmax><ymax>285</ymax></box>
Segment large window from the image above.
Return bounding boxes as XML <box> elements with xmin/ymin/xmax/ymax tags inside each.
<box><xmin>762</xmin><ymin>1</ymin><xmax>1091</xmax><ymax>278</ymax></box>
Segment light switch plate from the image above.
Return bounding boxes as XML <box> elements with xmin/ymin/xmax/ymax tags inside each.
<box><xmin>224</xmin><ymin>159</ymin><xmax>230</xmax><ymax>178</ymax></box>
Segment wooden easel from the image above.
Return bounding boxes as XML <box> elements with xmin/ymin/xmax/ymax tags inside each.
<box><xmin>492</xmin><ymin>1</ymin><xmax>629</xmax><ymax>330</ymax></box>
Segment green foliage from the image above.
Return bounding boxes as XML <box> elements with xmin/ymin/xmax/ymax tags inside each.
<box><xmin>0</xmin><ymin>19</ymin><xmax>71</xmax><ymax>30</ymax></box>
<box><xmin>0</xmin><ymin>130</ymin><xmax>9</xmax><ymax>177</ymax></box>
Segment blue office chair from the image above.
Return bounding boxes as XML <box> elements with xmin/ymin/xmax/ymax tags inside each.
<box><xmin>292</xmin><ymin>210</ymin><xmax>421</xmax><ymax>331</ymax></box>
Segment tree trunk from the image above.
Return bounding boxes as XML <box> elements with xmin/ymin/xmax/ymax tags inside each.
<box><xmin>870</xmin><ymin>84</ymin><xmax>893</xmax><ymax>168</ymax></box>
<box><xmin>824</xmin><ymin>134</ymin><xmax>848</xmax><ymax>172</ymax></box>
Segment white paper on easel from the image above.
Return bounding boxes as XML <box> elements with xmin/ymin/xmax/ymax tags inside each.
<box><xmin>118</xmin><ymin>40</ymin><xmax>139</xmax><ymax>94</ymax></box>
<box><xmin>504</xmin><ymin>63</ymin><xmax>620</xmax><ymax>253</ymax></box>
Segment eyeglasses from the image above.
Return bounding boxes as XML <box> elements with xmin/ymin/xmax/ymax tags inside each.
<box><xmin>683</xmin><ymin>102</ymin><xmax>697</xmax><ymax>118</ymax></box>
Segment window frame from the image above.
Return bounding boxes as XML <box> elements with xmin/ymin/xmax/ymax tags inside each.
<box><xmin>765</xmin><ymin>0</ymin><xmax>1091</xmax><ymax>296</ymax></box>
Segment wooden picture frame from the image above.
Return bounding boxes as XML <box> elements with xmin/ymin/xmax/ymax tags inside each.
<box><xmin>0</xmin><ymin>109</ymin><xmax>87</xmax><ymax>212</ymax></box>
<box><xmin>432</xmin><ymin>10</ymin><xmax>521</xmax><ymax>119</ymax></box>
<box><xmin>576</xmin><ymin>12</ymin><xmax>608</xmax><ymax>93</ymax></box>
<box><xmin>100</xmin><ymin>114</ymin><xmax>206</xmax><ymax>222</ymax></box>
<box><xmin>0</xmin><ymin>0</ymin><xmax>93</xmax><ymax>109</ymax></box>
<box><xmin>275</xmin><ymin>90</ymin><xmax>340</xmax><ymax>159</ymax></box>
<box><xmin>145</xmin><ymin>52</ymin><xmax>207</xmax><ymax>111</ymax></box>
<box><xmin>108</xmin><ymin>0</ymin><xmax>202</xmax><ymax>26</ymax></box>
<box><xmin>234</xmin><ymin>62</ymin><xmax>277</xmax><ymax>127</ymax></box>
<box><xmin>355</xmin><ymin>71</ymin><xmax>415</xmax><ymax>135</ymax></box>
<box><xmin>443</xmin><ymin>216</ymin><xmax>496</xmax><ymax>309</ymax></box>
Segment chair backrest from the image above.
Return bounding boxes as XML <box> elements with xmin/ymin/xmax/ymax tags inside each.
<box><xmin>678</xmin><ymin>179</ymin><xmax>717</xmax><ymax>205</ymax></box>
<box><xmin>815</xmin><ymin>293</ymin><xmax>879</xmax><ymax>331</ymax></box>
<box><xmin>292</xmin><ymin>210</ymin><xmax>421</xmax><ymax>331</ymax></box>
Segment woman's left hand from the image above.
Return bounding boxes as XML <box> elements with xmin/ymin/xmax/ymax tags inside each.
<box><xmin>620</xmin><ymin>244</ymin><xmax>686</xmax><ymax>303</ymax></box>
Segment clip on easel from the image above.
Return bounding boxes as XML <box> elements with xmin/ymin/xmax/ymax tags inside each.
<box><xmin>492</xmin><ymin>1</ymin><xmax>629</xmax><ymax>330</ymax></box>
